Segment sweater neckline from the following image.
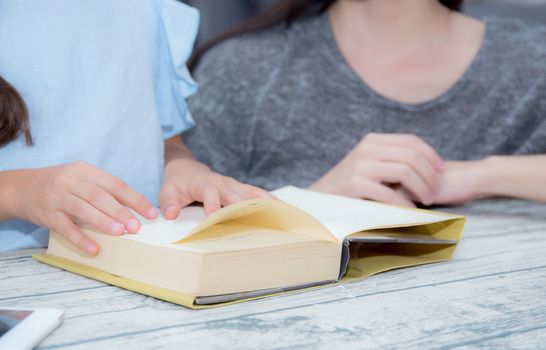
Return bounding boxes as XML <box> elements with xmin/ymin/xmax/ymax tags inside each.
<box><xmin>315</xmin><ymin>12</ymin><xmax>493</xmax><ymax>112</ymax></box>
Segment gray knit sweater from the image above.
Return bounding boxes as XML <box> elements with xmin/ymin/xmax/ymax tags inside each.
<box><xmin>184</xmin><ymin>14</ymin><xmax>546</xmax><ymax>190</ymax></box>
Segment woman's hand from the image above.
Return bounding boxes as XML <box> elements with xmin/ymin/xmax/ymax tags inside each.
<box><xmin>433</xmin><ymin>161</ymin><xmax>486</xmax><ymax>205</ymax></box>
<box><xmin>8</xmin><ymin>162</ymin><xmax>158</xmax><ymax>255</ymax></box>
<box><xmin>159</xmin><ymin>136</ymin><xmax>272</xmax><ymax>219</ymax></box>
<box><xmin>310</xmin><ymin>133</ymin><xmax>444</xmax><ymax>207</ymax></box>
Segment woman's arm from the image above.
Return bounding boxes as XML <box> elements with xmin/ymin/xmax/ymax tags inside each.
<box><xmin>158</xmin><ymin>135</ymin><xmax>272</xmax><ymax>219</ymax></box>
<box><xmin>309</xmin><ymin>133</ymin><xmax>546</xmax><ymax>205</ymax></box>
<box><xmin>309</xmin><ymin>133</ymin><xmax>444</xmax><ymax>207</ymax></box>
<box><xmin>435</xmin><ymin>155</ymin><xmax>546</xmax><ymax>204</ymax></box>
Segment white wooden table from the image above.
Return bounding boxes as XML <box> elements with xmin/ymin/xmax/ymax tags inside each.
<box><xmin>2</xmin><ymin>199</ymin><xmax>546</xmax><ymax>349</ymax></box>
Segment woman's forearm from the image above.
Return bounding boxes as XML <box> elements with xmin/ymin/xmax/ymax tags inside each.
<box><xmin>476</xmin><ymin>155</ymin><xmax>546</xmax><ymax>202</ymax></box>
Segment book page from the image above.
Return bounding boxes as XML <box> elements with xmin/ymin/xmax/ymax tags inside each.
<box><xmin>124</xmin><ymin>206</ymin><xmax>205</xmax><ymax>244</ymax></box>
<box><xmin>181</xmin><ymin>222</ymin><xmax>322</xmax><ymax>252</ymax></box>
<box><xmin>272</xmin><ymin>186</ymin><xmax>459</xmax><ymax>240</ymax></box>
<box><xmin>123</xmin><ymin>199</ymin><xmax>338</xmax><ymax>245</ymax></box>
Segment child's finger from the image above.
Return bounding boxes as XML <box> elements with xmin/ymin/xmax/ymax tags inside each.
<box><xmin>224</xmin><ymin>177</ymin><xmax>273</xmax><ymax>201</ymax></box>
<box><xmin>244</xmin><ymin>185</ymin><xmax>275</xmax><ymax>200</ymax></box>
<box><xmin>52</xmin><ymin>213</ymin><xmax>100</xmax><ymax>256</ymax></box>
<box><xmin>158</xmin><ymin>185</ymin><xmax>182</xmax><ymax>220</ymax></box>
<box><xmin>63</xmin><ymin>196</ymin><xmax>125</xmax><ymax>236</ymax></box>
<box><xmin>202</xmin><ymin>185</ymin><xmax>221</xmax><ymax>216</ymax></box>
<box><xmin>91</xmin><ymin>169</ymin><xmax>157</xmax><ymax>220</ymax></box>
<box><xmin>221</xmin><ymin>190</ymin><xmax>244</xmax><ymax>206</ymax></box>
<box><xmin>71</xmin><ymin>183</ymin><xmax>141</xmax><ymax>233</ymax></box>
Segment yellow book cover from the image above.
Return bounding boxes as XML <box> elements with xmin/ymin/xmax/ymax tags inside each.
<box><xmin>33</xmin><ymin>186</ymin><xmax>465</xmax><ymax>309</ymax></box>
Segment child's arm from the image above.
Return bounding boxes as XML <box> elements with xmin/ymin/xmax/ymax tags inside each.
<box><xmin>159</xmin><ymin>135</ymin><xmax>272</xmax><ymax>219</ymax></box>
<box><xmin>0</xmin><ymin>163</ymin><xmax>158</xmax><ymax>255</ymax></box>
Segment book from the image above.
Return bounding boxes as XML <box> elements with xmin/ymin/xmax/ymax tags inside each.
<box><xmin>34</xmin><ymin>186</ymin><xmax>465</xmax><ymax>309</ymax></box>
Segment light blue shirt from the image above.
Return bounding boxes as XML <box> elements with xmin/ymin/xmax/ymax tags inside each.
<box><xmin>0</xmin><ymin>0</ymin><xmax>199</xmax><ymax>251</ymax></box>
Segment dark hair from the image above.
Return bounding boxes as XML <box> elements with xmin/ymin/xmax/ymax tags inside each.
<box><xmin>188</xmin><ymin>0</ymin><xmax>464</xmax><ymax>72</ymax></box>
<box><xmin>0</xmin><ymin>76</ymin><xmax>32</xmax><ymax>147</ymax></box>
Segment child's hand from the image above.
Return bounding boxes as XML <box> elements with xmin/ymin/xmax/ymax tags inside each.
<box><xmin>158</xmin><ymin>158</ymin><xmax>272</xmax><ymax>219</ymax></box>
<box><xmin>13</xmin><ymin>162</ymin><xmax>158</xmax><ymax>255</ymax></box>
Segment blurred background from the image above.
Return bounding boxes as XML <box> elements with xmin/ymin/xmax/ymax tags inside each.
<box><xmin>182</xmin><ymin>0</ymin><xmax>546</xmax><ymax>46</ymax></box>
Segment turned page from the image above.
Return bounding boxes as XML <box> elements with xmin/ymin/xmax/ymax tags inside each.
<box><xmin>272</xmin><ymin>186</ymin><xmax>459</xmax><ymax>241</ymax></box>
<box><xmin>127</xmin><ymin>198</ymin><xmax>337</xmax><ymax>246</ymax></box>
<box><xmin>126</xmin><ymin>206</ymin><xmax>205</xmax><ymax>245</ymax></box>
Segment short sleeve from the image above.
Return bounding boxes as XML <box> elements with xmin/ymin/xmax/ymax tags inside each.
<box><xmin>154</xmin><ymin>0</ymin><xmax>199</xmax><ymax>139</ymax></box>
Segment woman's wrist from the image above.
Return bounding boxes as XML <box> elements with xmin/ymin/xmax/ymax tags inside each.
<box><xmin>472</xmin><ymin>155</ymin><xmax>546</xmax><ymax>202</ymax></box>
<box><xmin>472</xmin><ymin>156</ymin><xmax>513</xmax><ymax>199</ymax></box>
<box><xmin>459</xmin><ymin>157</ymin><xmax>495</xmax><ymax>200</ymax></box>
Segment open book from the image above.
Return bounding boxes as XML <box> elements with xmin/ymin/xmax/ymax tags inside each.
<box><xmin>34</xmin><ymin>187</ymin><xmax>465</xmax><ymax>309</ymax></box>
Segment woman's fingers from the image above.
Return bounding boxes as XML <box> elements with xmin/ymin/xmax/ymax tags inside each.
<box><xmin>363</xmin><ymin>133</ymin><xmax>444</xmax><ymax>171</ymax></box>
<box><xmin>350</xmin><ymin>180</ymin><xmax>415</xmax><ymax>207</ymax></box>
<box><xmin>347</xmin><ymin>133</ymin><xmax>446</xmax><ymax>204</ymax></box>
<box><xmin>51</xmin><ymin>213</ymin><xmax>100</xmax><ymax>256</ymax></box>
<box><xmin>70</xmin><ymin>183</ymin><xmax>143</xmax><ymax>233</ymax></box>
<box><xmin>363</xmin><ymin>144</ymin><xmax>439</xmax><ymax>192</ymax></box>
<box><xmin>366</xmin><ymin>162</ymin><xmax>435</xmax><ymax>205</ymax></box>
<box><xmin>391</xmin><ymin>184</ymin><xmax>418</xmax><ymax>204</ymax></box>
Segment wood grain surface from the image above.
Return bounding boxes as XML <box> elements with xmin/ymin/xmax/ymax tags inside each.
<box><xmin>1</xmin><ymin>199</ymin><xmax>545</xmax><ymax>349</ymax></box>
